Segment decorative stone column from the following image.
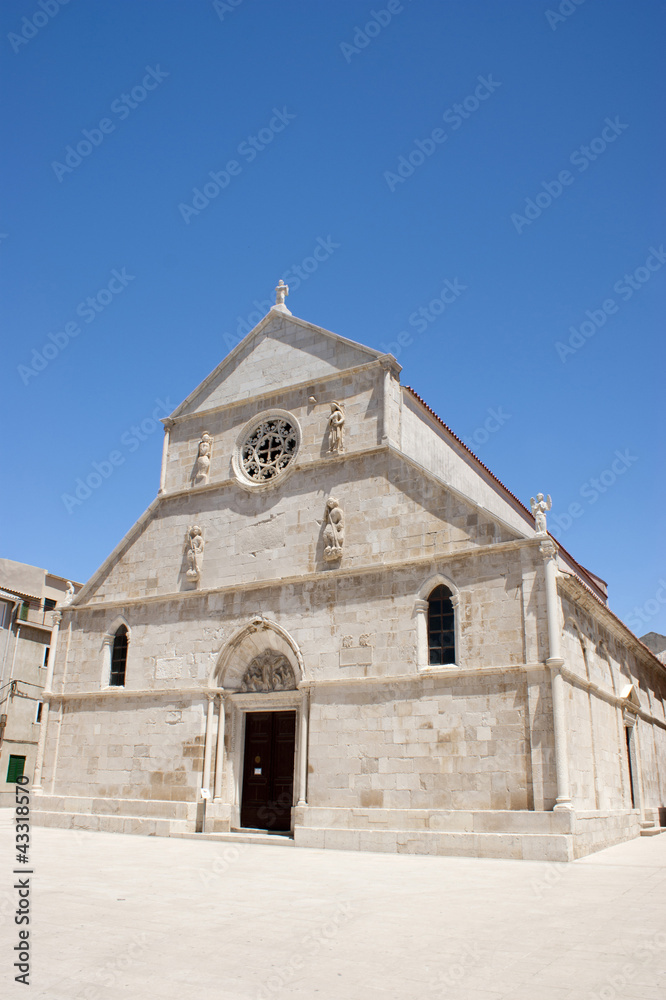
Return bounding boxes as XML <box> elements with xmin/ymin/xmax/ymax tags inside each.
<box><xmin>101</xmin><ymin>635</ymin><xmax>113</xmax><ymax>686</ymax></box>
<box><xmin>414</xmin><ymin>599</ymin><xmax>429</xmax><ymax>669</ymax></box>
<box><xmin>213</xmin><ymin>693</ymin><xmax>225</xmax><ymax>801</ymax></box>
<box><xmin>540</xmin><ymin>538</ymin><xmax>572</xmax><ymax>810</ymax></box>
<box><xmin>202</xmin><ymin>693</ymin><xmax>215</xmax><ymax>793</ymax></box>
<box><xmin>159</xmin><ymin>418</ymin><xmax>173</xmax><ymax>494</ymax></box>
<box><xmin>297</xmin><ymin>688</ymin><xmax>310</xmax><ymax>807</ymax></box>
<box><xmin>33</xmin><ymin>610</ymin><xmax>62</xmax><ymax>791</ymax></box>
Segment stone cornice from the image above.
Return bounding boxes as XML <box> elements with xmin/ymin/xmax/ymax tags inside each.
<box><xmin>67</xmin><ymin>535</ymin><xmax>542</xmax><ymax>615</ymax></box>
<box><xmin>559</xmin><ymin>663</ymin><xmax>666</xmax><ymax>731</ymax></box>
<box><xmin>45</xmin><ymin>686</ymin><xmax>225</xmax><ymax>702</ymax></box>
<box><xmin>558</xmin><ymin>574</ymin><xmax>666</xmax><ymax>677</ymax></box>
<box><xmin>165</xmin><ymin>358</ymin><xmax>387</xmax><ymax>427</ymax></box>
<box><xmin>158</xmin><ymin>444</ymin><xmax>388</xmax><ymax>503</ymax></box>
<box><xmin>44</xmin><ymin>664</ymin><xmax>666</xmax><ymax>731</ymax></box>
<box><xmin>66</xmin><ymin>434</ymin><xmax>541</xmax><ymax>615</ymax></box>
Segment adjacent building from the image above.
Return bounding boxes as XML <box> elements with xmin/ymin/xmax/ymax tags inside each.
<box><xmin>31</xmin><ymin>293</ymin><xmax>666</xmax><ymax>859</ymax></box>
<box><xmin>0</xmin><ymin>559</ymin><xmax>81</xmax><ymax>806</ymax></box>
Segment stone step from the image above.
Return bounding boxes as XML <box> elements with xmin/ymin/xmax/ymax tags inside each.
<box><xmin>294</xmin><ymin>826</ymin><xmax>574</xmax><ymax>862</ymax></box>
<box><xmin>295</xmin><ymin>806</ymin><xmax>573</xmax><ymax>835</ymax></box>
<box><xmin>33</xmin><ymin>794</ymin><xmax>194</xmax><ymax>821</ymax></box>
<box><xmin>170</xmin><ymin>831</ymin><xmax>294</xmax><ymax>847</ymax></box>
<box><xmin>32</xmin><ymin>809</ymin><xmax>189</xmax><ymax>837</ymax></box>
<box><xmin>639</xmin><ymin>826</ymin><xmax>664</xmax><ymax>837</ymax></box>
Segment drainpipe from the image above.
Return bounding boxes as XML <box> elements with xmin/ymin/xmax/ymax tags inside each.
<box><xmin>33</xmin><ymin>609</ymin><xmax>62</xmax><ymax>791</ymax></box>
<box><xmin>0</xmin><ymin>595</ymin><xmax>21</xmax><ymax>690</ymax></box>
<box><xmin>540</xmin><ymin>538</ymin><xmax>572</xmax><ymax>810</ymax></box>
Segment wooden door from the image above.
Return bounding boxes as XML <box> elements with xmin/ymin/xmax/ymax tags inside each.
<box><xmin>240</xmin><ymin>711</ymin><xmax>296</xmax><ymax>832</ymax></box>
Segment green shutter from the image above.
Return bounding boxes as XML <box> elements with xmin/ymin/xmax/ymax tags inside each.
<box><xmin>6</xmin><ymin>755</ymin><xmax>26</xmax><ymax>783</ymax></box>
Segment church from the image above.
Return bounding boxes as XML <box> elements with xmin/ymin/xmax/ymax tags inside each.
<box><xmin>33</xmin><ymin>285</ymin><xmax>666</xmax><ymax>860</ymax></box>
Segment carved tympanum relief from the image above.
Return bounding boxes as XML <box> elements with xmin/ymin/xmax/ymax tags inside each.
<box><xmin>240</xmin><ymin>650</ymin><xmax>296</xmax><ymax>692</ymax></box>
<box><xmin>323</xmin><ymin>497</ymin><xmax>344</xmax><ymax>560</ymax></box>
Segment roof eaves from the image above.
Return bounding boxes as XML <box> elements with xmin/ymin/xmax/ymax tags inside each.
<box><xmin>403</xmin><ymin>385</ymin><xmax>606</xmax><ymax>602</ymax></box>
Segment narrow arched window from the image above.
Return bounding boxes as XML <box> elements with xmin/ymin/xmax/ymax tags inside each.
<box><xmin>428</xmin><ymin>585</ymin><xmax>455</xmax><ymax>665</ymax></box>
<box><xmin>110</xmin><ymin>625</ymin><xmax>128</xmax><ymax>686</ymax></box>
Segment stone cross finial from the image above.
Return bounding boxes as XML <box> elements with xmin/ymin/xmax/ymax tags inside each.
<box><xmin>275</xmin><ymin>279</ymin><xmax>289</xmax><ymax>305</ymax></box>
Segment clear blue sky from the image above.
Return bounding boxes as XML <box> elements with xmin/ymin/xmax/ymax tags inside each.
<box><xmin>1</xmin><ymin>0</ymin><xmax>664</xmax><ymax>636</ymax></box>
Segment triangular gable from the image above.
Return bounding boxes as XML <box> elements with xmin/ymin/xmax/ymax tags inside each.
<box><xmin>621</xmin><ymin>684</ymin><xmax>641</xmax><ymax>709</ymax></box>
<box><xmin>171</xmin><ymin>311</ymin><xmax>387</xmax><ymax>417</ymax></box>
<box><xmin>67</xmin><ymin>499</ymin><xmax>160</xmax><ymax>608</ymax></box>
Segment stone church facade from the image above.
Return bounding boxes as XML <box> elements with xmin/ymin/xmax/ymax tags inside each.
<box><xmin>33</xmin><ymin>293</ymin><xmax>666</xmax><ymax>860</ymax></box>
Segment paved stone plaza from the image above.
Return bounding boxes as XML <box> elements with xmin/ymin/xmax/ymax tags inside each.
<box><xmin>2</xmin><ymin>810</ymin><xmax>665</xmax><ymax>999</ymax></box>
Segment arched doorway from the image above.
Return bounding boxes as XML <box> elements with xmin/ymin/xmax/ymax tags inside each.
<box><xmin>211</xmin><ymin>617</ymin><xmax>309</xmax><ymax>834</ymax></box>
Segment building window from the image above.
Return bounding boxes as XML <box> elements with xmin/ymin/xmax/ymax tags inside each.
<box><xmin>42</xmin><ymin>647</ymin><xmax>50</xmax><ymax>669</ymax></box>
<box><xmin>241</xmin><ymin>417</ymin><xmax>298</xmax><ymax>482</ymax></box>
<box><xmin>35</xmin><ymin>703</ymin><xmax>43</xmax><ymax>724</ymax></box>
<box><xmin>110</xmin><ymin>626</ymin><xmax>128</xmax><ymax>686</ymax></box>
<box><xmin>19</xmin><ymin>602</ymin><xmax>29</xmax><ymax>621</ymax></box>
<box><xmin>233</xmin><ymin>410</ymin><xmax>302</xmax><ymax>490</ymax></box>
<box><xmin>43</xmin><ymin>598</ymin><xmax>57</xmax><ymax>612</ymax></box>
<box><xmin>6</xmin><ymin>755</ymin><xmax>26</xmax><ymax>783</ymax></box>
<box><xmin>428</xmin><ymin>585</ymin><xmax>456</xmax><ymax>665</ymax></box>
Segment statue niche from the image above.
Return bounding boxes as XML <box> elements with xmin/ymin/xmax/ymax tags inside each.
<box><xmin>240</xmin><ymin>650</ymin><xmax>296</xmax><ymax>692</ymax></box>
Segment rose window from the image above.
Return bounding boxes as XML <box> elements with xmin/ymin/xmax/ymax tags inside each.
<box><xmin>240</xmin><ymin>418</ymin><xmax>298</xmax><ymax>482</ymax></box>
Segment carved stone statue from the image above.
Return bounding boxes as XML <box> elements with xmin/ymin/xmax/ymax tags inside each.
<box><xmin>530</xmin><ymin>493</ymin><xmax>552</xmax><ymax>535</ymax></box>
<box><xmin>193</xmin><ymin>432</ymin><xmax>213</xmax><ymax>487</ymax></box>
<box><xmin>62</xmin><ymin>581</ymin><xmax>75</xmax><ymax>606</ymax></box>
<box><xmin>186</xmin><ymin>526</ymin><xmax>204</xmax><ymax>582</ymax></box>
<box><xmin>323</xmin><ymin>497</ymin><xmax>344</xmax><ymax>560</ymax></box>
<box><xmin>240</xmin><ymin>650</ymin><xmax>296</xmax><ymax>692</ymax></box>
<box><xmin>328</xmin><ymin>401</ymin><xmax>345</xmax><ymax>454</ymax></box>
<box><xmin>275</xmin><ymin>279</ymin><xmax>289</xmax><ymax>305</ymax></box>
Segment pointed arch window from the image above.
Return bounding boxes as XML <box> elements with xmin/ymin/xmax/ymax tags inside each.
<box><xmin>110</xmin><ymin>625</ymin><xmax>128</xmax><ymax>686</ymax></box>
<box><xmin>427</xmin><ymin>585</ymin><xmax>455</xmax><ymax>665</ymax></box>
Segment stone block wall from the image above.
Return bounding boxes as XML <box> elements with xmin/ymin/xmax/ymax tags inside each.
<box><xmin>307</xmin><ymin>671</ymin><xmax>544</xmax><ymax>812</ymax></box>
<box><xmin>52</xmin><ymin>544</ymin><xmax>534</xmax><ymax>697</ymax></box>
<box><xmin>44</xmin><ymin>696</ymin><xmax>204</xmax><ymax>803</ymax></box>
<box><xmin>165</xmin><ymin>366</ymin><xmax>382</xmax><ymax>494</ymax></box>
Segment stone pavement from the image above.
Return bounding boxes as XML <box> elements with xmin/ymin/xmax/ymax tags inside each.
<box><xmin>1</xmin><ymin>809</ymin><xmax>665</xmax><ymax>999</ymax></box>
